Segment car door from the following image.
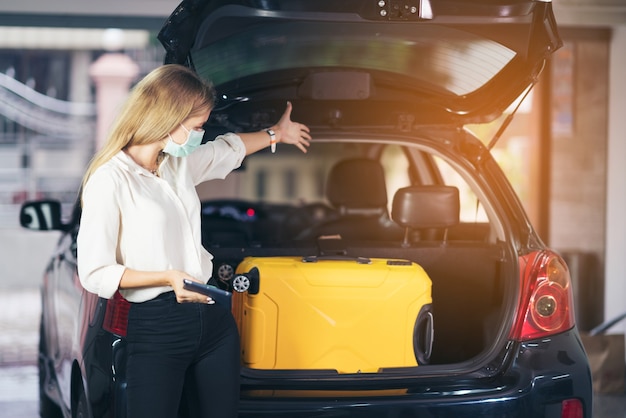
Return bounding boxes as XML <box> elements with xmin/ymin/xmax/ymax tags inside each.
<box><xmin>48</xmin><ymin>221</ymin><xmax>82</xmax><ymax>408</ymax></box>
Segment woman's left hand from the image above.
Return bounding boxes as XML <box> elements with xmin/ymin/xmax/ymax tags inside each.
<box><xmin>274</xmin><ymin>101</ymin><xmax>311</xmax><ymax>153</ymax></box>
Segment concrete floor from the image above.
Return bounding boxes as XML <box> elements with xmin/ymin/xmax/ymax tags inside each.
<box><xmin>0</xmin><ymin>365</ymin><xmax>37</xmax><ymax>418</ymax></box>
<box><xmin>0</xmin><ymin>288</ymin><xmax>623</xmax><ymax>418</ymax></box>
<box><xmin>0</xmin><ymin>289</ymin><xmax>39</xmax><ymax>418</ymax></box>
<box><xmin>594</xmin><ymin>392</ymin><xmax>626</xmax><ymax>418</ymax></box>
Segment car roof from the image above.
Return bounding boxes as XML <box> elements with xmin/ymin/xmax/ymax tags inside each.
<box><xmin>159</xmin><ymin>0</ymin><xmax>562</xmax><ymax>131</ymax></box>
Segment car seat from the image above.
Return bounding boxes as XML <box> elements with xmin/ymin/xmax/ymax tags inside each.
<box><xmin>391</xmin><ymin>185</ymin><xmax>460</xmax><ymax>245</ymax></box>
<box><xmin>297</xmin><ymin>158</ymin><xmax>402</xmax><ymax>241</ymax></box>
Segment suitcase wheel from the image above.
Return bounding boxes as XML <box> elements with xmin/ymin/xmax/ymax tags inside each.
<box><xmin>233</xmin><ymin>267</ymin><xmax>260</xmax><ymax>294</ymax></box>
<box><xmin>217</xmin><ymin>263</ymin><xmax>235</xmax><ymax>283</ymax></box>
<box><xmin>414</xmin><ymin>304</ymin><xmax>434</xmax><ymax>365</ymax></box>
<box><xmin>232</xmin><ymin>274</ymin><xmax>250</xmax><ymax>292</ymax></box>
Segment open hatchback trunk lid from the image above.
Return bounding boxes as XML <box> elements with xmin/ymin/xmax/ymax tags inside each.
<box><xmin>159</xmin><ymin>0</ymin><xmax>562</xmax><ymax>132</ymax></box>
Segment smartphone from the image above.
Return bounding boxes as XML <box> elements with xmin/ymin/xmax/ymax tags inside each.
<box><xmin>183</xmin><ymin>279</ymin><xmax>232</xmax><ymax>309</ymax></box>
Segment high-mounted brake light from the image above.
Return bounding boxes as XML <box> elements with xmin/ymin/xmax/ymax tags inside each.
<box><xmin>511</xmin><ymin>250</ymin><xmax>576</xmax><ymax>341</ymax></box>
<box><xmin>103</xmin><ymin>291</ymin><xmax>130</xmax><ymax>337</ymax></box>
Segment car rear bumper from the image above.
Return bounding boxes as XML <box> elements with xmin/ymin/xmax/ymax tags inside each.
<box><xmin>238</xmin><ymin>329</ymin><xmax>592</xmax><ymax>418</ymax></box>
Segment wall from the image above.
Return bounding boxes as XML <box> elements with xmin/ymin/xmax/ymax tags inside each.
<box><xmin>605</xmin><ymin>26</ymin><xmax>626</xmax><ymax>334</ymax></box>
<box><xmin>548</xmin><ymin>30</ymin><xmax>610</xmax><ymax>331</ymax></box>
<box><xmin>0</xmin><ymin>229</ymin><xmax>60</xmax><ymax>289</ymax></box>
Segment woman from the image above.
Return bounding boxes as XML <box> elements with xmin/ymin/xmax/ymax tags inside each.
<box><xmin>77</xmin><ymin>64</ymin><xmax>311</xmax><ymax>417</ymax></box>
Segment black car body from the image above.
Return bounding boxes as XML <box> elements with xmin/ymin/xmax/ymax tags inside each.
<box><xmin>21</xmin><ymin>1</ymin><xmax>592</xmax><ymax>417</ymax></box>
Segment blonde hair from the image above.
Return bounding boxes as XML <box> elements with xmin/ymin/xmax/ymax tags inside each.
<box><xmin>80</xmin><ymin>64</ymin><xmax>215</xmax><ymax>203</ymax></box>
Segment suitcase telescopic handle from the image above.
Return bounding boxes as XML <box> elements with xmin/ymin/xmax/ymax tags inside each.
<box><xmin>302</xmin><ymin>255</ymin><xmax>371</xmax><ymax>264</ymax></box>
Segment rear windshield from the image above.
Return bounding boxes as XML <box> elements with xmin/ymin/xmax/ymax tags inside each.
<box><xmin>191</xmin><ymin>21</ymin><xmax>516</xmax><ymax>97</ymax></box>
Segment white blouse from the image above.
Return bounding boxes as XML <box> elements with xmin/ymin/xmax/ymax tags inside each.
<box><xmin>77</xmin><ymin>133</ymin><xmax>246</xmax><ymax>303</ymax></box>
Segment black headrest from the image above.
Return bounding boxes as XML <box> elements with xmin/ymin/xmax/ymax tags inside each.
<box><xmin>392</xmin><ymin>186</ymin><xmax>460</xmax><ymax>228</ymax></box>
<box><xmin>326</xmin><ymin>158</ymin><xmax>387</xmax><ymax>210</ymax></box>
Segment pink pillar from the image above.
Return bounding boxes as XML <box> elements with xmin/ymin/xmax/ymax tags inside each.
<box><xmin>89</xmin><ymin>53</ymin><xmax>140</xmax><ymax>150</ymax></box>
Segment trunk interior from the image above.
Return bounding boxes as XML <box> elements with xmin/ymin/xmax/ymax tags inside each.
<box><xmin>207</xmin><ymin>233</ymin><xmax>509</xmax><ymax>370</ymax></box>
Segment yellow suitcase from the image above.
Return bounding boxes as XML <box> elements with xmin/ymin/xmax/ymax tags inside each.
<box><xmin>232</xmin><ymin>256</ymin><xmax>433</xmax><ymax>374</ymax></box>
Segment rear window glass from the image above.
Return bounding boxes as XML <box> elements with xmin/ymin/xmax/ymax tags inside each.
<box><xmin>192</xmin><ymin>22</ymin><xmax>516</xmax><ymax>96</ymax></box>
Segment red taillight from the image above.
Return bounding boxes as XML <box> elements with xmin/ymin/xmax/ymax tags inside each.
<box><xmin>561</xmin><ymin>398</ymin><xmax>583</xmax><ymax>418</ymax></box>
<box><xmin>511</xmin><ymin>250</ymin><xmax>576</xmax><ymax>341</ymax></box>
<box><xmin>103</xmin><ymin>291</ymin><xmax>130</xmax><ymax>337</ymax></box>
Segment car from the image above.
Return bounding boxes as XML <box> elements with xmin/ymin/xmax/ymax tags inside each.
<box><xmin>21</xmin><ymin>0</ymin><xmax>592</xmax><ymax>417</ymax></box>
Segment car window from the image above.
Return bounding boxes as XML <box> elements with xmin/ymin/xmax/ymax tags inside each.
<box><xmin>223</xmin><ymin>142</ymin><xmax>373</xmax><ymax>205</ymax></box>
<box><xmin>432</xmin><ymin>155</ymin><xmax>488</xmax><ymax>223</ymax></box>
<box><xmin>201</xmin><ymin>141</ymin><xmax>488</xmax><ymax>221</ymax></box>
<box><xmin>380</xmin><ymin>144</ymin><xmax>411</xmax><ymax>212</ymax></box>
<box><xmin>198</xmin><ymin>140</ymin><xmax>496</xmax><ymax>244</ymax></box>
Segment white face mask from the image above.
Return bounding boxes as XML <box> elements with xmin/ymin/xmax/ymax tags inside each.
<box><xmin>163</xmin><ymin>124</ymin><xmax>204</xmax><ymax>157</ymax></box>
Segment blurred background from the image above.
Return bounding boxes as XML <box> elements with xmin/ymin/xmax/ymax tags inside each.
<box><xmin>0</xmin><ymin>2</ymin><xmax>624</xmax><ymax>415</ymax></box>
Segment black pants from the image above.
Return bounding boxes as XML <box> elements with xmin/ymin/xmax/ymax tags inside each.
<box><xmin>126</xmin><ymin>291</ymin><xmax>240</xmax><ymax>417</ymax></box>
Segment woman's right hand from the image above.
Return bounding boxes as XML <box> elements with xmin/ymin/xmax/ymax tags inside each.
<box><xmin>167</xmin><ymin>271</ymin><xmax>215</xmax><ymax>304</ymax></box>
